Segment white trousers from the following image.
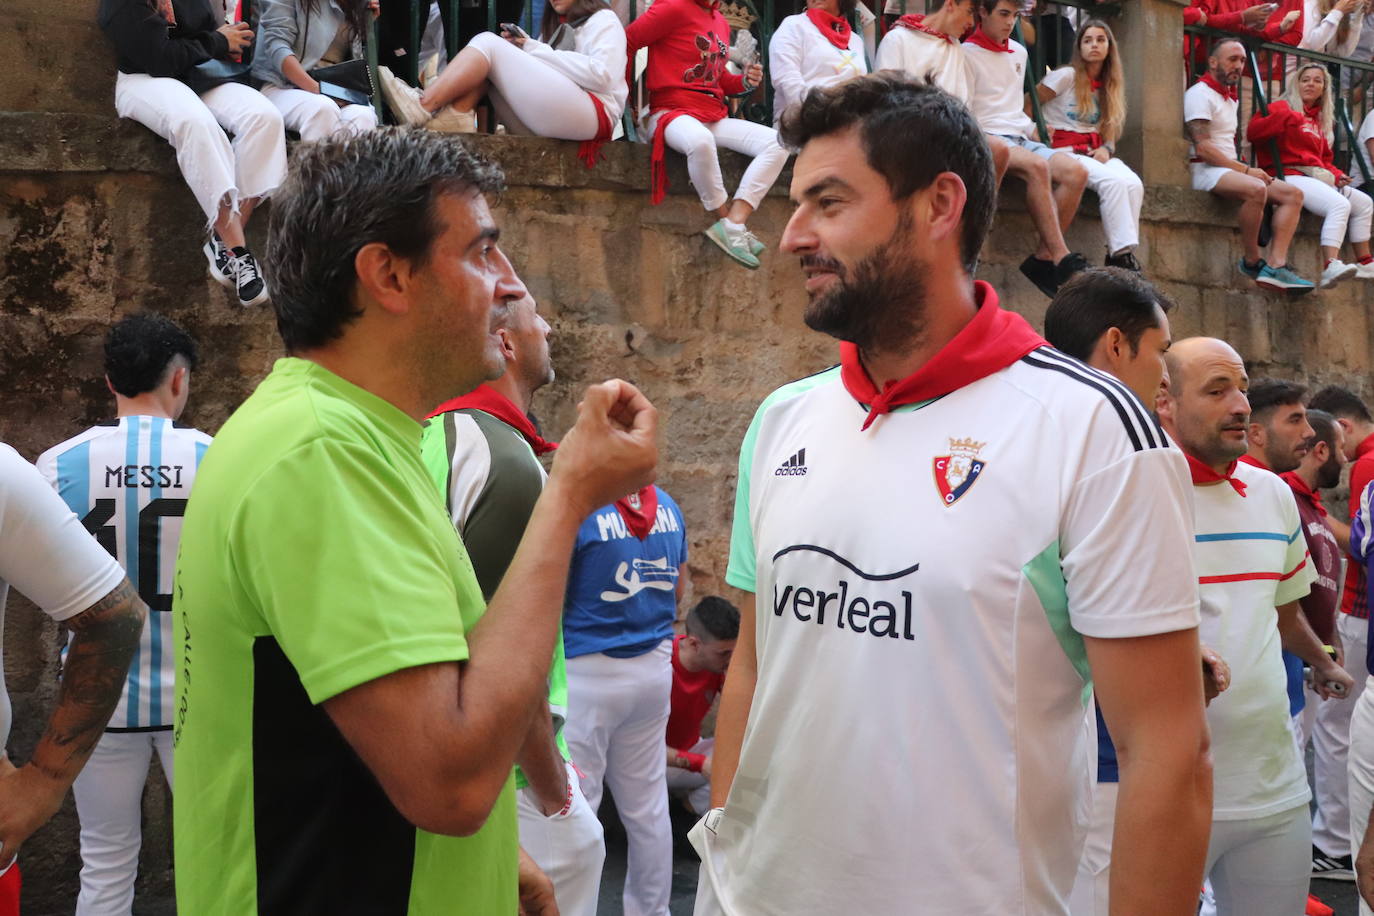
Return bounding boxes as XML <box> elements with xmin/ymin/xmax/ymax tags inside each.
<box><xmin>1068</xmin><ymin>781</ymin><xmax>1117</xmax><ymax>916</ymax></box>
<box><xmin>1315</xmin><ymin>612</ymin><xmax>1371</xmax><ymax>855</ymax></box>
<box><xmin>516</xmin><ymin>761</ymin><xmax>606</xmax><ymax>916</ymax></box>
<box><xmin>647</xmin><ymin>111</ymin><xmax>789</xmax><ymax>212</ymax></box>
<box><xmin>666</xmin><ymin>737</ymin><xmax>713</xmax><ymax>816</ymax></box>
<box><xmin>1067</xmin><ymin>154</ymin><xmax>1142</xmax><ymax>254</ymax></box>
<box><xmin>1348</xmin><ymin>677</ymin><xmax>1374</xmax><ymax>916</ymax></box>
<box><xmin>114</xmin><ymin>72</ymin><xmax>287</xmax><ymax>226</ymax></box>
<box><xmin>1203</xmin><ymin>804</ymin><xmax>1311</xmax><ymax>916</ymax></box>
<box><xmin>260</xmin><ymin>85</ymin><xmax>377</xmax><ymax>142</ymax></box>
<box><xmin>1285</xmin><ymin>173</ymin><xmax>1374</xmax><ymax>248</ymax></box>
<box><xmin>565</xmin><ymin>640</ymin><xmax>673</xmax><ymax>916</ymax></box>
<box><xmin>72</xmin><ymin>729</ymin><xmax>173</xmax><ymax>916</ymax></box>
<box><xmin>466</xmin><ymin>32</ymin><xmax>602</xmax><ymax>140</ymax></box>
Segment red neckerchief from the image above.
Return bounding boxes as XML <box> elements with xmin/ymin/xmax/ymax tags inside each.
<box><xmin>894</xmin><ymin>13</ymin><xmax>954</xmax><ymax>43</ymax></box>
<box><xmin>1304</xmin><ymin>101</ymin><xmax>1322</xmax><ymax>120</ymax></box>
<box><xmin>1187</xmin><ymin>452</ymin><xmax>1248</xmax><ymax>497</ymax></box>
<box><xmin>615</xmin><ymin>485</ymin><xmax>659</xmax><ymax>539</ymax></box>
<box><xmin>1281</xmin><ymin>470</ymin><xmax>1329</xmax><ymax>518</ymax></box>
<box><xmin>1091</xmin><ymin>77</ymin><xmax>1103</xmax><ymax>91</ymax></box>
<box><xmin>806</xmin><ymin>7</ymin><xmax>852</xmax><ymax>50</ymax></box>
<box><xmin>965</xmin><ymin>25</ymin><xmax>1012</xmax><ymax>53</ymax></box>
<box><xmin>426</xmin><ymin>384</ymin><xmax>559</xmax><ymax>456</ymax></box>
<box><xmin>838</xmin><ymin>282</ymin><xmax>1046</xmax><ymax>431</ymax></box>
<box><xmin>1200</xmin><ymin>72</ymin><xmax>1239</xmax><ymax>102</ymax></box>
<box><xmin>1238</xmin><ymin>453</ymin><xmax>1269</xmax><ymax>471</ymax></box>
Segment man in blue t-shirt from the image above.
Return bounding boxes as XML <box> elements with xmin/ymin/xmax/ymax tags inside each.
<box><xmin>563</xmin><ymin>485</ymin><xmax>687</xmax><ymax>916</ymax></box>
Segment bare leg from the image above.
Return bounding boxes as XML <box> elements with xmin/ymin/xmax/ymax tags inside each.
<box><xmin>1322</xmin><ymin>244</ymin><xmax>1340</xmax><ymax>262</ymax></box>
<box><xmin>1354</xmin><ymin>240</ymin><xmax>1372</xmax><ymax>260</ymax></box>
<box><xmin>988</xmin><ymin>137</ymin><xmax>1011</xmax><ymax>185</ymax></box>
<box><xmin>1002</xmin><ymin>143</ymin><xmax>1069</xmax><ymax>262</ymax></box>
<box><xmin>1209</xmin><ymin>171</ymin><xmax>1268</xmax><ymax>263</ymax></box>
<box><xmin>420</xmin><ymin>46</ymin><xmax>492</xmax><ymax>113</ymax></box>
<box><xmin>1265</xmin><ymin>179</ymin><xmax>1304</xmax><ymax>267</ymax></box>
<box><xmin>1049</xmin><ymin>153</ymin><xmax>1088</xmax><ymax>235</ymax></box>
<box><xmin>215</xmin><ymin>202</ymin><xmax>246</xmax><ymax>249</ymax></box>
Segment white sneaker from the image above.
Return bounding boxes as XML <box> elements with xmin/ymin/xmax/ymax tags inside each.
<box><xmin>1354</xmin><ymin>260</ymin><xmax>1374</xmax><ymax>280</ymax></box>
<box><xmin>428</xmin><ymin>106</ymin><xmax>477</xmax><ymax>133</ymax></box>
<box><xmin>1320</xmin><ymin>259</ymin><xmax>1358</xmax><ymax>288</ymax></box>
<box><xmin>378</xmin><ymin>65</ymin><xmax>432</xmax><ymax>127</ymax></box>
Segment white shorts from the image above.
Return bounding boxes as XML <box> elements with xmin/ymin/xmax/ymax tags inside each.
<box><xmin>1192</xmin><ymin>163</ymin><xmax>1233</xmax><ymax>193</ymax></box>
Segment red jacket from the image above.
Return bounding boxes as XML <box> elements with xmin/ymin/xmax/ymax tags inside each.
<box><xmin>1246</xmin><ymin>99</ymin><xmax>1346</xmax><ymax>180</ymax></box>
<box><xmin>625</xmin><ymin>0</ymin><xmax>745</xmax><ymax>115</ymax></box>
<box><xmin>1183</xmin><ymin>0</ymin><xmax>1302</xmax><ymax>69</ymax></box>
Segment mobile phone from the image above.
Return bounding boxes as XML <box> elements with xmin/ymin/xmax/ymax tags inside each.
<box><xmin>501</xmin><ymin>22</ymin><xmax>529</xmax><ymax>39</ymax></box>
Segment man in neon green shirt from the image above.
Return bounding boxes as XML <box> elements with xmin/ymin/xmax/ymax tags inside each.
<box><xmin>172</xmin><ymin>128</ymin><xmax>658</xmax><ymax>915</ymax></box>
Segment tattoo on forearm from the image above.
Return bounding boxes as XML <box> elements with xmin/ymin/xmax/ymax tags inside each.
<box><xmin>33</xmin><ymin>580</ymin><xmax>146</xmax><ymax>782</ymax></box>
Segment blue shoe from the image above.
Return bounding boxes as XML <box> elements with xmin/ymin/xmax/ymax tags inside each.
<box><xmin>1256</xmin><ymin>262</ymin><xmax>1315</xmax><ymax>293</ymax></box>
<box><xmin>1237</xmin><ymin>257</ymin><xmax>1266</xmax><ymax>280</ymax></box>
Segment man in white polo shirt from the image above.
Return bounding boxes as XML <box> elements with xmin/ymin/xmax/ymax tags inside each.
<box><xmin>1156</xmin><ymin>337</ymin><xmax>1353</xmax><ymax>916</ymax></box>
<box><xmin>695</xmin><ymin>72</ymin><xmax>1212</xmax><ymax>915</ymax></box>
<box><xmin>964</xmin><ymin>0</ymin><xmax>1089</xmax><ymax>298</ymax></box>
<box><xmin>1184</xmin><ymin>39</ymin><xmax>1312</xmax><ymax>292</ymax></box>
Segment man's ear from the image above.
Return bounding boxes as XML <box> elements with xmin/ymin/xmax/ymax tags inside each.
<box><xmin>920</xmin><ymin>172</ymin><xmax>969</xmax><ymax>253</ymax></box>
<box><xmin>105</xmin><ymin>375</ymin><xmax>117</xmax><ymax>398</ymax></box>
<box><xmin>353</xmin><ymin>242</ymin><xmax>415</xmax><ymax>317</ymax></box>
<box><xmin>497</xmin><ymin>327</ymin><xmax>517</xmax><ymax>362</ymax></box>
<box><xmin>1246</xmin><ymin>420</ymin><xmax>1266</xmax><ymax>449</ymax></box>
<box><xmin>169</xmin><ymin>366</ymin><xmax>188</xmax><ymax>399</ymax></box>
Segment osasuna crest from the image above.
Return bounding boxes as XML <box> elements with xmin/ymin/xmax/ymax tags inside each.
<box><xmin>932</xmin><ymin>437</ymin><xmax>986</xmax><ymax>507</ymax></box>
<box><xmin>626</xmin><ymin>492</ymin><xmax>642</xmax><ymax>511</ymax></box>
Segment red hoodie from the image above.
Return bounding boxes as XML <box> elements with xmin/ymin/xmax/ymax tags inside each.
<box><xmin>1246</xmin><ymin>99</ymin><xmax>1346</xmax><ymax>181</ymax></box>
<box><xmin>625</xmin><ymin>0</ymin><xmax>745</xmax><ymax>116</ymax></box>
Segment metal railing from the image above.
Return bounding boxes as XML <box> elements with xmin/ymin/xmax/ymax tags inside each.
<box><xmin>1185</xmin><ymin>23</ymin><xmax>1373</xmax><ymax>184</ymax></box>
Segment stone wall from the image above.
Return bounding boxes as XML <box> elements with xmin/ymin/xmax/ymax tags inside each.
<box><xmin>3</xmin><ymin>0</ymin><xmax>1373</xmax><ymax>910</ymax></box>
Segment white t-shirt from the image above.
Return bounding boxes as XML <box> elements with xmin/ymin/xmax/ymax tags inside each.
<box><xmin>0</xmin><ymin>443</ymin><xmax>127</xmax><ymax>746</ymax></box>
<box><xmin>1192</xmin><ymin>464</ymin><xmax>1315</xmax><ymax>820</ymax></box>
<box><xmin>769</xmin><ymin>13</ymin><xmax>867</xmax><ymax>126</ymax></box>
<box><xmin>1359</xmin><ymin>108</ymin><xmax>1373</xmax><ymax>148</ymax></box>
<box><xmin>521</xmin><ymin>8</ymin><xmax>629</xmax><ymax>122</ymax></box>
<box><xmin>1039</xmin><ymin>65</ymin><xmax>1099</xmax><ymax>136</ymax></box>
<box><xmin>1184</xmin><ymin>78</ymin><xmax>1238</xmax><ymax>163</ymax></box>
<box><xmin>35</xmin><ymin>417</ymin><xmax>211</xmax><ymax>731</ymax></box>
<box><xmin>874</xmin><ymin>20</ymin><xmax>970</xmax><ymax>103</ymax></box>
<box><xmin>963</xmin><ymin>38</ymin><xmax>1036</xmax><ymax>139</ymax></box>
<box><xmin>699</xmin><ymin>343</ymin><xmax>1201</xmax><ymax>913</ymax></box>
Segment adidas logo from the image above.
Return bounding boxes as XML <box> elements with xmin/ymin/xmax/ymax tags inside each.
<box><xmin>775</xmin><ymin>448</ymin><xmax>808</xmax><ymax>477</ymax></box>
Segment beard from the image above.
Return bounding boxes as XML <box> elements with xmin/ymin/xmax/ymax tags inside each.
<box><xmin>1317</xmin><ymin>451</ymin><xmax>1342</xmax><ymax>490</ymax></box>
<box><xmin>802</xmin><ymin>212</ymin><xmax>927</xmax><ymax>353</ymax></box>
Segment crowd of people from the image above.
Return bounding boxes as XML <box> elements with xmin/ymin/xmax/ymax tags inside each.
<box><xmin>97</xmin><ymin>0</ymin><xmax>1374</xmax><ymax>306</ymax></box>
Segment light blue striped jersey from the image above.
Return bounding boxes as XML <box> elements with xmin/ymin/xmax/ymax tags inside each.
<box><xmin>36</xmin><ymin>417</ymin><xmax>212</xmax><ymax>730</ymax></box>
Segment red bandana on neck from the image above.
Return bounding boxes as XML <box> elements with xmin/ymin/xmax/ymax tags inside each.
<box><xmin>1091</xmin><ymin>77</ymin><xmax>1103</xmax><ymax>91</ymax></box>
<box><xmin>1238</xmin><ymin>453</ymin><xmax>1269</xmax><ymax>472</ymax></box>
<box><xmin>1281</xmin><ymin>470</ymin><xmax>1328</xmax><ymax>517</ymax></box>
<box><xmin>426</xmin><ymin>384</ymin><xmax>559</xmax><ymax>456</ymax></box>
<box><xmin>1304</xmin><ymin>101</ymin><xmax>1323</xmax><ymax>120</ymax></box>
<box><xmin>838</xmin><ymin>282</ymin><xmax>1046</xmax><ymax>431</ymax></box>
<box><xmin>965</xmin><ymin>26</ymin><xmax>1012</xmax><ymax>52</ymax></box>
<box><xmin>806</xmin><ymin>8</ymin><xmax>853</xmax><ymax>49</ymax></box>
<box><xmin>1186</xmin><ymin>452</ymin><xmax>1248</xmax><ymax>497</ymax></box>
<box><xmin>894</xmin><ymin>13</ymin><xmax>955</xmax><ymax>44</ymax></box>
<box><xmin>1200</xmin><ymin>72</ymin><xmax>1239</xmax><ymax>102</ymax></box>
<box><xmin>615</xmin><ymin>486</ymin><xmax>659</xmax><ymax>540</ymax></box>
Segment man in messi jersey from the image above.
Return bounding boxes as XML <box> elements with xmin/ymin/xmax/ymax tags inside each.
<box><xmin>420</xmin><ymin>293</ymin><xmax>606</xmax><ymax>916</ymax></box>
<box><xmin>698</xmin><ymin>72</ymin><xmax>1211</xmax><ymax>915</ymax></box>
<box><xmin>172</xmin><ymin>129</ymin><xmax>658</xmax><ymax>915</ymax></box>
<box><xmin>35</xmin><ymin>313</ymin><xmax>209</xmax><ymax>916</ymax></box>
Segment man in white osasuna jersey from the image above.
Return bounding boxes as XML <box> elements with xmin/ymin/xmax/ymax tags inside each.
<box><xmin>36</xmin><ymin>313</ymin><xmax>210</xmax><ymax>916</ymax></box>
<box><xmin>1156</xmin><ymin>337</ymin><xmax>1354</xmax><ymax>916</ymax></box>
<box><xmin>697</xmin><ymin>73</ymin><xmax>1212</xmax><ymax>915</ymax></box>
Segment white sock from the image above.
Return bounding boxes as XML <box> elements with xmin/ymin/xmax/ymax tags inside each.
<box><xmin>722</xmin><ymin>218</ymin><xmax>745</xmax><ymax>231</ymax></box>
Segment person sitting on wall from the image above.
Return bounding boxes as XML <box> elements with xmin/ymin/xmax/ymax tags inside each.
<box><xmin>1185</xmin><ymin>39</ymin><xmax>1313</xmax><ymax>292</ymax></box>
<box><xmin>769</xmin><ymin>0</ymin><xmax>868</xmax><ymax>127</ymax></box>
<box><xmin>380</xmin><ymin>0</ymin><xmax>627</xmax><ymax>154</ymax></box>
<box><xmin>99</xmin><ymin>0</ymin><xmax>287</xmax><ymax>308</ymax></box>
<box><xmin>964</xmin><ymin>0</ymin><xmax>1090</xmax><ymax>297</ymax></box>
<box><xmin>625</xmin><ymin>0</ymin><xmax>790</xmax><ymax>269</ymax></box>
<box><xmin>251</xmin><ymin>0</ymin><xmax>380</xmax><ymax>142</ymax></box>
<box><xmin>1032</xmin><ymin>19</ymin><xmax>1143</xmax><ymax>272</ymax></box>
<box><xmin>665</xmin><ymin>596</ymin><xmax>739</xmax><ymax>817</ymax></box>
<box><xmin>1247</xmin><ymin>62</ymin><xmax>1374</xmax><ymax>286</ymax></box>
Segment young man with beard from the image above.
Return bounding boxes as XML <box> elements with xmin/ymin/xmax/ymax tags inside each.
<box><xmin>1242</xmin><ymin>379</ymin><xmax>1315</xmax><ymax>477</ymax></box>
<box><xmin>1157</xmin><ymin>337</ymin><xmax>1352</xmax><ymax>916</ymax></box>
<box><xmin>172</xmin><ymin>130</ymin><xmax>658</xmax><ymax>915</ymax></box>
<box><xmin>419</xmin><ymin>294</ymin><xmax>607</xmax><ymax>916</ymax></box>
<box><xmin>698</xmin><ymin>72</ymin><xmax>1210</xmax><ymax>914</ymax></box>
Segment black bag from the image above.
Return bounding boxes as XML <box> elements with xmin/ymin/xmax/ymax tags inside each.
<box><xmin>184</xmin><ymin>57</ymin><xmax>254</xmax><ymax>94</ymax></box>
<box><xmin>308</xmin><ymin>59</ymin><xmax>374</xmax><ymax>105</ymax></box>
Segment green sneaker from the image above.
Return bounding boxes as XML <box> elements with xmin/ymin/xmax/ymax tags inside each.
<box><xmin>704</xmin><ymin>219</ymin><xmax>760</xmax><ymax>269</ymax></box>
<box><xmin>742</xmin><ymin>227</ymin><xmax>765</xmax><ymax>257</ymax></box>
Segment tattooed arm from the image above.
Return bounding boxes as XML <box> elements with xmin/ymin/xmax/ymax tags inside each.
<box><xmin>0</xmin><ymin>579</ymin><xmax>145</xmax><ymax>863</ymax></box>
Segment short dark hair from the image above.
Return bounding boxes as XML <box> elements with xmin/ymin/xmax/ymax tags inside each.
<box><xmin>1310</xmin><ymin>385</ymin><xmax>1374</xmax><ymax>423</ymax></box>
<box><xmin>265</xmin><ymin>128</ymin><xmax>505</xmax><ymax>352</ymax></box>
<box><xmin>1043</xmin><ymin>268</ymin><xmax>1174</xmax><ymax>361</ymax></box>
<box><xmin>1247</xmin><ymin>378</ymin><xmax>1308</xmax><ymax>423</ymax></box>
<box><xmin>778</xmin><ymin>73</ymin><xmax>996</xmax><ymax>274</ymax></box>
<box><xmin>1307</xmin><ymin>408</ymin><xmax>1339</xmax><ymax>455</ymax></box>
<box><xmin>685</xmin><ymin>596</ymin><xmax>740</xmax><ymax>642</ymax></box>
<box><xmin>104</xmin><ymin>312</ymin><xmax>199</xmax><ymax>398</ymax></box>
<box><xmin>1210</xmin><ymin>38</ymin><xmax>1246</xmax><ymax>60</ymax></box>
<box><xmin>978</xmin><ymin>0</ymin><xmax>1017</xmax><ymax>13</ymax></box>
